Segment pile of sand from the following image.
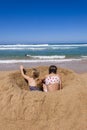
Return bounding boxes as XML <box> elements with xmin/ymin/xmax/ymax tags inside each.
<box><xmin>0</xmin><ymin>66</ymin><xmax>87</xmax><ymax>130</ymax></box>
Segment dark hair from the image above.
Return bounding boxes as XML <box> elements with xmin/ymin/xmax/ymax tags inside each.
<box><xmin>49</xmin><ymin>65</ymin><xmax>57</xmax><ymax>74</ymax></box>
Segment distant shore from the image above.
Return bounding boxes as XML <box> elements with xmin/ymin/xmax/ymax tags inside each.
<box><xmin>0</xmin><ymin>59</ymin><xmax>87</xmax><ymax>73</ymax></box>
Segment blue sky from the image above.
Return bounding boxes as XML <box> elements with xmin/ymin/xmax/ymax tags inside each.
<box><xmin>0</xmin><ymin>0</ymin><xmax>87</xmax><ymax>43</ymax></box>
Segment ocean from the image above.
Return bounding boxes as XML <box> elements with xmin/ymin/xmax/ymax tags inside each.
<box><xmin>0</xmin><ymin>43</ymin><xmax>87</xmax><ymax>63</ymax></box>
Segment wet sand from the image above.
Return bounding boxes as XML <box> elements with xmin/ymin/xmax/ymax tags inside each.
<box><xmin>0</xmin><ymin>59</ymin><xmax>87</xmax><ymax>73</ymax></box>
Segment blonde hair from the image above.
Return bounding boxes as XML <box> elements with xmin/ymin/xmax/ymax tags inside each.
<box><xmin>32</xmin><ymin>68</ymin><xmax>40</xmax><ymax>79</ymax></box>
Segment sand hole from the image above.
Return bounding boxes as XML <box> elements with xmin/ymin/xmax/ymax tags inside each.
<box><xmin>9</xmin><ymin>67</ymin><xmax>76</xmax><ymax>91</ymax></box>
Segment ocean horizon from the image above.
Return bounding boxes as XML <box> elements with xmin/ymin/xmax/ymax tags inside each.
<box><xmin>0</xmin><ymin>42</ymin><xmax>87</xmax><ymax>63</ymax></box>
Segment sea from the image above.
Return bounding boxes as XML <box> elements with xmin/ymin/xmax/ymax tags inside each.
<box><xmin>0</xmin><ymin>43</ymin><xmax>87</xmax><ymax>63</ymax></box>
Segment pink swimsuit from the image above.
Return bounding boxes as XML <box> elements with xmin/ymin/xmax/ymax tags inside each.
<box><xmin>45</xmin><ymin>76</ymin><xmax>60</xmax><ymax>85</ymax></box>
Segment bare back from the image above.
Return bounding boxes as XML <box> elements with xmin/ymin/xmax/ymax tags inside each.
<box><xmin>45</xmin><ymin>73</ymin><xmax>62</xmax><ymax>91</ymax></box>
<box><xmin>27</xmin><ymin>77</ymin><xmax>38</xmax><ymax>87</ymax></box>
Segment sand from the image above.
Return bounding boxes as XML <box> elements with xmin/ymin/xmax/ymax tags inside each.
<box><xmin>0</xmin><ymin>62</ymin><xmax>87</xmax><ymax>130</ymax></box>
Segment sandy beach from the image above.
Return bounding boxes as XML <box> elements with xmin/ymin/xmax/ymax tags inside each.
<box><xmin>0</xmin><ymin>0</ymin><xmax>87</xmax><ymax>129</ymax></box>
<box><xmin>0</xmin><ymin>60</ymin><xmax>87</xmax><ymax>130</ymax></box>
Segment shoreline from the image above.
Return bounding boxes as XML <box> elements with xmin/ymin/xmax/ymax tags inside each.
<box><xmin>0</xmin><ymin>59</ymin><xmax>87</xmax><ymax>74</ymax></box>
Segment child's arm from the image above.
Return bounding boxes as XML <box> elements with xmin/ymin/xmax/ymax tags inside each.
<box><xmin>20</xmin><ymin>65</ymin><xmax>30</xmax><ymax>81</ymax></box>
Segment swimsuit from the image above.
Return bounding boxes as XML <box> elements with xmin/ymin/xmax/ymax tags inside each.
<box><xmin>29</xmin><ymin>86</ymin><xmax>41</xmax><ymax>91</ymax></box>
<box><xmin>45</xmin><ymin>76</ymin><xmax>60</xmax><ymax>85</ymax></box>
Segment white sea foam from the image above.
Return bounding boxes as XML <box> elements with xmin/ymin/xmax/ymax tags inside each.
<box><xmin>81</xmin><ymin>56</ymin><xmax>87</xmax><ymax>59</ymax></box>
<box><xmin>27</xmin><ymin>47</ymin><xmax>47</xmax><ymax>50</ymax></box>
<box><xmin>0</xmin><ymin>59</ymin><xmax>82</xmax><ymax>63</ymax></box>
<box><xmin>52</xmin><ymin>47</ymin><xmax>78</xmax><ymax>49</ymax></box>
<box><xmin>0</xmin><ymin>44</ymin><xmax>48</xmax><ymax>48</ymax></box>
<box><xmin>0</xmin><ymin>44</ymin><xmax>49</xmax><ymax>50</ymax></box>
<box><xmin>26</xmin><ymin>55</ymin><xmax>66</xmax><ymax>59</ymax></box>
<box><xmin>0</xmin><ymin>47</ymin><xmax>77</xmax><ymax>50</ymax></box>
<box><xmin>50</xmin><ymin>44</ymin><xmax>87</xmax><ymax>47</ymax></box>
<box><xmin>0</xmin><ymin>47</ymin><xmax>47</xmax><ymax>50</ymax></box>
<box><xmin>0</xmin><ymin>43</ymin><xmax>87</xmax><ymax>47</ymax></box>
<box><xmin>0</xmin><ymin>43</ymin><xmax>87</xmax><ymax>50</ymax></box>
<box><xmin>0</xmin><ymin>48</ymin><xmax>25</xmax><ymax>50</ymax></box>
<box><xmin>0</xmin><ymin>43</ymin><xmax>87</xmax><ymax>51</ymax></box>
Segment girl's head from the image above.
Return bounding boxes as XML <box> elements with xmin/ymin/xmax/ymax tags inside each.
<box><xmin>49</xmin><ymin>65</ymin><xmax>57</xmax><ymax>74</ymax></box>
<box><xmin>32</xmin><ymin>68</ymin><xmax>40</xmax><ymax>79</ymax></box>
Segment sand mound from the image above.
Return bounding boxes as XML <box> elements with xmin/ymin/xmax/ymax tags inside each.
<box><xmin>0</xmin><ymin>67</ymin><xmax>87</xmax><ymax>130</ymax></box>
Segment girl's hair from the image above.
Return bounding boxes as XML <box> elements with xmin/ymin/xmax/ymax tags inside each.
<box><xmin>49</xmin><ymin>65</ymin><xmax>57</xmax><ymax>74</ymax></box>
<box><xmin>32</xmin><ymin>68</ymin><xmax>40</xmax><ymax>79</ymax></box>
